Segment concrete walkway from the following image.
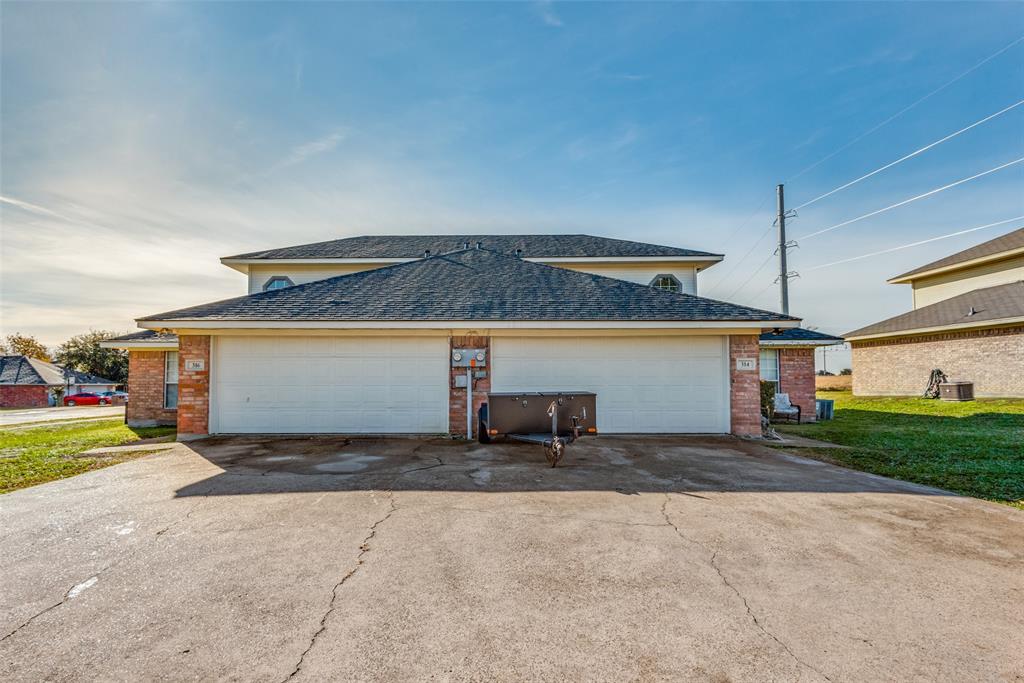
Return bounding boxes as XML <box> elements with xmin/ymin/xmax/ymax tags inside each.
<box><xmin>1</xmin><ymin>435</ymin><xmax>1021</xmax><ymax>681</ymax></box>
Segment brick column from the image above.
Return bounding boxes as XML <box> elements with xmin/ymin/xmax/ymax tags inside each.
<box><xmin>779</xmin><ymin>348</ymin><xmax>816</xmax><ymax>422</ymax></box>
<box><xmin>448</xmin><ymin>335</ymin><xmax>491</xmax><ymax>439</ymax></box>
<box><xmin>177</xmin><ymin>335</ymin><xmax>211</xmax><ymax>439</ymax></box>
<box><xmin>126</xmin><ymin>350</ymin><xmax>177</xmax><ymax>427</ymax></box>
<box><xmin>729</xmin><ymin>334</ymin><xmax>761</xmax><ymax>437</ymax></box>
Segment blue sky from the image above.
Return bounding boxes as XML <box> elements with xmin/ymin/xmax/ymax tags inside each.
<box><xmin>2</xmin><ymin>2</ymin><xmax>1022</xmax><ymax>365</ymax></box>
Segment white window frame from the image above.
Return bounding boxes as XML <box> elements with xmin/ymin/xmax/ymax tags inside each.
<box><xmin>262</xmin><ymin>276</ymin><xmax>295</xmax><ymax>292</ymax></box>
<box><xmin>164</xmin><ymin>351</ymin><xmax>179</xmax><ymax>409</ymax></box>
<box><xmin>759</xmin><ymin>348</ymin><xmax>780</xmax><ymax>392</ymax></box>
<box><xmin>650</xmin><ymin>274</ymin><xmax>682</xmax><ymax>293</ymax></box>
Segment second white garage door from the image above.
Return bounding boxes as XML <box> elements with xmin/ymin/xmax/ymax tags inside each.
<box><xmin>491</xmin><ymin>336</ymin><xmax>729</xmax><ymax>433</ymax></box>
<box><xmin>212</xmin><ymin>336</ymin><xmax>449</xmax><ymax>434</ymax></box>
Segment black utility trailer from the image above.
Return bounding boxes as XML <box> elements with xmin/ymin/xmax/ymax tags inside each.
<box><xmin>479</xmin><ymin>392</ymin><xmax>597</xmax><ymax>466</ymax></box>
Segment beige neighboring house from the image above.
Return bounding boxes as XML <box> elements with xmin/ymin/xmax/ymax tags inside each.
<box><xmin>846</xmin><ymin>228</ymin><xmax>1024</xmax><ymax>397</ymax></box>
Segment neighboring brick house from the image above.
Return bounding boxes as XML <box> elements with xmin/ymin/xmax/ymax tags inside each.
<box><xmin>0</xmin><ymin>355</ymin><xmax>118</xmax><ymax>408</ymax></box>
<box><xmin>846</xmin><ymin>228</ymin><xmax>1024</xmax><ymax>397</ymax></box>
<box><xmin>104</xmin><ymin>234</ymin><xmax>830</xmax><ymax>438</ymax></box>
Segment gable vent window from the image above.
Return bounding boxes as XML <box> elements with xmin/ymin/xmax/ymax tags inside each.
<box><xmin>650</xmin><ymin>274</ymin><xmax>681</xmax><ymax>293</ymax></box>
<box><xmin>263</xmin><ymin>276</ymin><xmax>295</xmax><ymax>292</ymax></box>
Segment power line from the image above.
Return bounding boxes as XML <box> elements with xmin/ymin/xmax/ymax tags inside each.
<box><xmin>799</xmin><ymin>156</ymin><xmax>1024</xmax><ymax>240</ymax></box>
<box><xmin>722</xmin><ymin>251</ymin><xmax>776</xmax><ymax>301</ymax></box>
<box><xmin>803</xmin><ymin>216</ymin><xmax>1024</xmax><ymax>271</ymax></box>
<box><xmin>793</xmin><ymin>99</ymin><xmax>1024</xmax><ymax>211</ymax></box>
<box><xmin>704</xmin><ymin>224</ymin><xmax>774</xmax><ymax>297</ymax></box>
<box><xmin>701</xmin><ymin>193</ymin><xmax>774</xmax><ymax>292</ymax></box>
<box><xmin>786</xmin><ymin>34</ymin><xmax>1024</xmax><ymax>183</ymax></box>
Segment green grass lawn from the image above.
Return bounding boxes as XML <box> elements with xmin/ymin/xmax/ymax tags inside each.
<box><xmin>776</xmin><ymin>391</ymin><xmax>1024</xmax><ymax>509</ymax></box>
<box><xmin>0</xmin><ymin>419</ymin><xmax>176</xmax><ymax>494</ymax></box>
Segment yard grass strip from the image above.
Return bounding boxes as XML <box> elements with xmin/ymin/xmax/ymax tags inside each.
<box><xmin>776</xmin><ymin>391</ymin><xmax>1024</xmax><ymax>510</ymax></box>
<box><xmin>0</xmin><ymin>419</ymin><xmax>176</xmax><ymax>494</ymax></box>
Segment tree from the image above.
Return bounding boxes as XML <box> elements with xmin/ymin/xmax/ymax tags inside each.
<box><xmin>0</xmin><ymin>333</ymin><xmax>51</xmax><ymax>361</ymax></box>
<box><xmin>839</xmin><ymin>368</ymin><xmax>853</xmax><ymax>376</ymax></box>
<box><xmin>53</xmin><ymin>331</ymin><xmax>128</xmax><ymax>384</ymax></box>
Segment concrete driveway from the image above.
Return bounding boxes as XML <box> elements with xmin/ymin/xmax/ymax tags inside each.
<box><xmin>0</xmin><ymin>405</ymin><xmax>124</xmax><ymax>427</ymax></box>
<box><xmin>1</xmin><ymin>436</ymin><xmax>1021</xmax><ymax>682</ymax></box>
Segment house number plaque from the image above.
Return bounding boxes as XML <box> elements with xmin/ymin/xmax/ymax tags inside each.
<box><xmin>185</xmin><ymin>359</ymin><xmax>206</xmax><ymax>372</ymax></box>
<box><xmin>735</xmin><ymin>358</ymin><xmax>757</xmax><ymax>372</ymax></box>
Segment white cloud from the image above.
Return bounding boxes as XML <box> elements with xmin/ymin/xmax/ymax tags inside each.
<box><xmin>534</xmin><ymin>1</ymin><xmax>563</xmax><ymax>27</ymax></box>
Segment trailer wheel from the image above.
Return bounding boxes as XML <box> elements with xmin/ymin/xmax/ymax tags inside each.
<box><xmin>477</xmin><ymin>405</ymin><xmax>491</xmax><ymax>444</ymax></box>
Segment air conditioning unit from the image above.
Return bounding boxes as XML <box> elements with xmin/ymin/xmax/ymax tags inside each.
<box><xmin>939</xmin><ymin>382</ymin><xmax>974</xmax><ymax>402</ymax></box>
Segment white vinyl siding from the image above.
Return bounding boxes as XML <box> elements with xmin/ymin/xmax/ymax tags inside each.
<box><xmin>164</xmin><ymin>351</ymin><xmax>179</xmax><ymax>409</ymax></box>
<box><xmin>911</xmin><ymin>254</ymin><xmax>1024</xmax><ymax>309</ymax></box>
<box><xmin>211</xmin><ymin>336</ymin><xmax>448</xmax><ymax>434</ymax></box>
<box><xmin>491</xmin><ymin>336</ymin><xmax>729</xmax><ymax>433</ymax></box>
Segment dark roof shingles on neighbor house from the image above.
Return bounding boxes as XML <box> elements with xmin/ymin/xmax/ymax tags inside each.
<box><xmin>142</xmin><ymin>248</ymin><xmax>794</xmax><ymax>323</ymax></box>
<box><xmin>890</xmin><ymin>228</ymin><xmax>1024</xmax><ymax>281</ymax></box>
<box><xmin>0</xmin><ymin>356</ymin><xmax>116</xmax><ymax>386</ymax></box>
<box><xmin>845</xmin><ymin>281</ymin><xmax>1024</xmax><ymax>338</ymax></box>
<box><xmin>759</xmin><ymin>328</ymin><xmax>844</xmax><ymax>343</ymax></box>
<box><xmin>225</xmin><ymin>234</ymin><xmax>722</xmax><ymax>260</ymax></box>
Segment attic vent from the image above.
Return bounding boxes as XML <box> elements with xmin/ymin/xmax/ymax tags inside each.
<box><xmin>476</xmin><ymin>241</ymin><xmax>482</xmax><ymax>249</ymax></box>
<box><xmin>967</xmin><ymin>306</ymin><xmax>977</xmax><ymax>316</ymax></box>
<box><xmin>515</xmin><ymin>248</ymin><xmax>523</xmax><ymax>258</ymax></box>
<box><xmin>424</xmin><ymin>249</ymin><xmax>431</xmax><ymax>258</ymax></box>
<box><xmin>463</xmin><ymin>241</ymin><xmax>470</xmax><ymax>249</ymax></box>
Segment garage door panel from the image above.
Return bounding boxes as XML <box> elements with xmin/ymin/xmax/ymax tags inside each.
<box><xmin>492</xmin><ymin>336</ymin><xmax>728</xmax><ymax>434</ymax></box>
<box><xmin>213</xmin><ymin>336</ymin><xmax>448</xmax><ymax>434</ymax></box>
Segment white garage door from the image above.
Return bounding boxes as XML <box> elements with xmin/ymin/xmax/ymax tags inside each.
<box><xmin>491</xmin><ymin>336</ymin><xmax>729</xmax><ymax>433</ymax></box>
<box><xmin>212</xmin><ymin>336</ymin><xmax>448</xmax><ymax>434</ymax></box>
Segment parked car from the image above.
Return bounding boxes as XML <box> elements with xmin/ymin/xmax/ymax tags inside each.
<box><xmin>63</xmin><ymin>392</ymin><xmax>110</xmax><ymax>406</ymax></box>
<box><xmin>99</xmin><ymin>390</ymin><xmax>129</xmax><ymax>403</ymax></box>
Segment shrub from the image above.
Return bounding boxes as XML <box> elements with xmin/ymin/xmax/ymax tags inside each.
<box><xmin>760</xmin><ymin>381</ymin><xmax>776</xmax><ymax>419</ymax></box>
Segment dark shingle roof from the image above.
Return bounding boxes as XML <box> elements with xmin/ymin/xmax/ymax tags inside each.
<box><xmin>224</xmin><ymin>234</ymin><xmax>722</xmax><ymax>260</ymax></box>
<box><xmin>0</xmin><ymin>356</ymin><xmax>46</xmax><ymax>385</ymax></box>
<box><xmin>890</xmin><ymin>228</ymin><xmax>1024</xmax><ymax>281</ymax></box>
<box><xmin>759</xmin><ymin>328</ymin><xmax>844</xmax><ymax>344</ymax></box>
<box><xmin>845</xmin><ymin>281</ymin><xmax>1024</xmax><ymax>338</ymax></box>
<box><xmin>0</xmin><ymin>356</ymin><xmax>116</xmax><ymax>386</ymax></box>
<box><xmin>107</xmin><ymin>330</ymin><xmax>179</xmax><ymax>343</ymax></box>
<box><xmin>142</xmin><ymin>248</ymin><xmax>795</xmax><ymax>324</ymax></box>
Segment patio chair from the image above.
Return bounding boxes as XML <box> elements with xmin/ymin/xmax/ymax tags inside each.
<box><xmin>773</xmin><ymin>393</ymin><xmax>801</xmax><ymax>423</ymax></box>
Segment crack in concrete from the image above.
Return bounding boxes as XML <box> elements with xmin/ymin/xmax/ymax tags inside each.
<box><xmin>660</xmin><ymin>494</ymin><xmax>833</xmax><ymax>682</ymax></box>
<box><xmin>398</xmin><ymin>456</ymin><xmax>449</xmax><ymax>475</ymax></box>
<box><xmin>282</xmin><ymin>491</ymin><xmax>398</xmax><ymax>682</ymax></box>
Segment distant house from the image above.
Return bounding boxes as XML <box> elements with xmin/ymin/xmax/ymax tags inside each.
<box><xmin>845</xmin><ymin>228</ymin><xmax>1024</xmax><ymax>397</ymax></box>
<box><xmin>0</xmin><ymin>355</ymin><xmax>119</xmax><ymax>408</ymax></box>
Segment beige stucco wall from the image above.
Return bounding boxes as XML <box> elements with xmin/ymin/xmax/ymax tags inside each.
<box><xmin>852</xmin><ymin>325</ymin><xmax>1024</xmax><ymax>397</ymax></box>
<box><xmin>911</xmin><ymin>254</ymin><xmax>1024</xmax><ymax>309</ymax></box>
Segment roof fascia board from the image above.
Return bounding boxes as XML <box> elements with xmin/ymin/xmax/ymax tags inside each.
<box><xmin>139</xmin><ymin>319</ymin><xmax>800</xmax><ymax>331</ymax></box>
<box><xmin>845</xmin><ymin>315</ymin><xmax>1024</xmax><ymax>341</ymax></box>
<box><xmin>888</xmin><ymin>246</ymin><xmax>1024</xmax><ymax>284</ymax></box>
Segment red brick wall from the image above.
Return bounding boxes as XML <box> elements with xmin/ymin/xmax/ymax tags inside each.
<box><xmin>448</xmin><ymin>335</ymin><xmax>491</xmax><ymax>438</ymax></box>
<box><xmin>126</xmin><ymin>350</ymin><xmax>177</xmax><ymax>427</ymax></box>
<box><xmin>852</xmin><ymin>325</ymin><xmax>1024</xmax><ymax>397</ymax></box>
<box><xmin>0</xmin><ymin>385</ymin><xmax>49</xmax><ymax>408</ymax></box>
<box><xmin>729</xmin><ymin>334</ymin><xmax>761</xmax><ymax>436</ymax></box>
<box><xmin>177</xmin><ymin>336</ymin><xmax>211</xmax><ymax>437</ymax></box>
<box><xmin>778</xmin><ymin>347</ymin><xmax>816</xmax><ymax>422</ymax></box>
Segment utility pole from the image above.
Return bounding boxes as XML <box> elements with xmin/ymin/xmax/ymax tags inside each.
<box><xmin>777</xmin><ymin>183</ymin><xmax>790</xmax><ymax>315</ymax></box>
